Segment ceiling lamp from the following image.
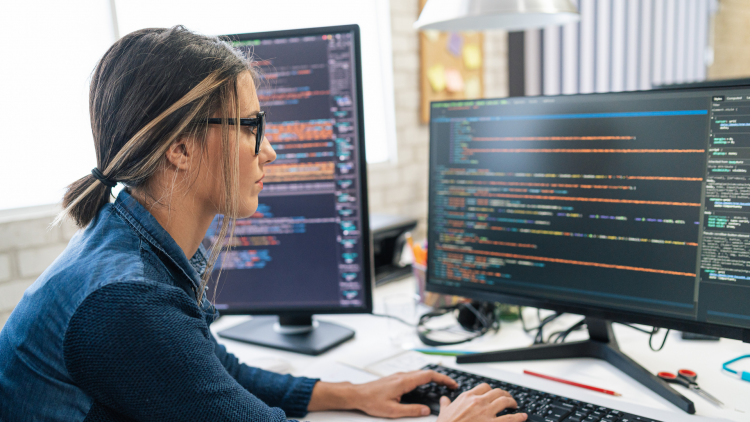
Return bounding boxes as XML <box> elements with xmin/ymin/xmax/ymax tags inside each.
<box><xmin>414</xmin><ymin>0</ymin><xmax>580</xmax><ymax>31</ymax></box>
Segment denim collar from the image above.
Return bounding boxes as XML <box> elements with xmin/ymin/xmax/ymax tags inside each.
<box><xmin>113</xmin><ymin>190</ymin><xmax>208</xmax><ymax>296</ymax></box>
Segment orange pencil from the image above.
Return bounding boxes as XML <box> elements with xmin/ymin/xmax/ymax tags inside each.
<box><xmin>405</xmin><ymin>233</ymin><xmax>415</xmax><ymax>249</ymax></box>
<box><xmin>523</xmin><ymin>370</ymin><xmax>622</xmax><ymax>397</ymax></box>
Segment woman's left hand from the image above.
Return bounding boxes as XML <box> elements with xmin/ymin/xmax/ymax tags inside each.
<box><xmin>308</xmin><ymin>369</ymin><xmax>458</xmax><ymax>418</ymax></box>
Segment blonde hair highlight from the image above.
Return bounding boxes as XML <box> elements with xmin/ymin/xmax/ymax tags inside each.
<box><xmin>60</xmin><ymin>26</ymin><xmax>254</xmax><ymax>303</ymax></box>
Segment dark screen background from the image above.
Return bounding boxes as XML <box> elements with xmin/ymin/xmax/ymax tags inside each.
<box><xmin>204</xmin><ymin>30</ymin><xmax>366</xmax><ymax>313</ymax></box>
<box><xmin>428</xmin><ymin>91</ymin><xmax>750</xmax><ymax>329</ymax></box>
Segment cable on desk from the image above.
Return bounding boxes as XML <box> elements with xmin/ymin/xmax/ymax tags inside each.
<box><xmin>518</xmin><ymin>309</ymin><xmax>672</xmax><ymax>351</ymax></box>
<box><xmin>416</xmin><ymin>302</ymin><xmax>500</xmax><ymax>346</ymax></box>
<box><xmin>615</xmin><ymin>322</ymin><xmax>654</xmax><ymax>334</ymax></box>
<box><xmin>517</xmin><ymin>308</ymin><xmax>562</xmax><ymax>345</ymax></box>
<box><xmin>548</xmin><ymin>318</ymin><xmax>586</xmax><ymax>343</ymax></box>
<box><xmin>519</xmin><ymin>307</ymin><xmax>536</xmax><ymax>333</ymax></box>
<box><xmin>614</xmin><ymin>323</ymin><xmax>670</xmax><ymax>351</ymax></box>
<box><xmin>648</xmin><ymin>328</ymin><xmax>671</xmax><ymax>352</ymax></box>
<box><xmin>372</xmin><ymin>313</ymin><xmax>416</xmax><ymax>327</ymax></box>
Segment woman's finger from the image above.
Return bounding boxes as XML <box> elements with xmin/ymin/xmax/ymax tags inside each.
<box><xmin>388</xmin><ymin>403</ymin><xmax>432</xmax><ymax>418</ymax></box>
<box><xmin>466</xmin><ymin>382</ymin><xmax>492</xmax><ymax>395</ymax></box>
<box><xmin>491</xmin><ymin>396</ymin><xmax>518</xmax><ymax>413</ymax></box>
<box><xmin>494</xmin><ymin>388</ymin><xmax>512</xmax><ymax>399</ymax></box>
<box><xmin>431</xmin><ymin>372</ymin><xmax>459</xmax><ymax>388</ymax></box>
<box><xmin>497</xmin><ymin>412</ymin><xmax>528</xmax><ymax>422</ymax></box>
<box><xmin>403</xmin><ymin>370</ymin><xmax>458</xmax><ymax>391</ymax></box>
<box><xmin>439</xmin><ymin>395</ymin><xmax>451</xmax><ymax>410</ymax></box>
<box><xmin>482</xmin><ymin>388</ymin><xmax>512</xmax><ymax>403</ymax></box>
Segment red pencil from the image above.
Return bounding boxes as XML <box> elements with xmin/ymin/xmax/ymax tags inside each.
<box><xmin>523</xmin><ymin>370</ymin><xmax>622</xmax><ymax>397</ymax></box>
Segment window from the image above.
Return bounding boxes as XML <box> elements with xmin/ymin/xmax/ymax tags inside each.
<box><xmin>0</xmin><ymin>1</ymin><xmax>117</xmax><ymax>210</ymax></box>
<box><xmin>0</xmin><ymin>0</ymin><xmax>397</xmax><ymax>211</ymax></box>
<box><xmin>115</xmin><ymin>0</ymin><xmax>397</xmax><ymax>164</ymax></box>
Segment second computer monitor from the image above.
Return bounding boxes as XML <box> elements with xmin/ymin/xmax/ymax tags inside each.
<box><xmin>203</xmin><ymin>25</ymin><xmax>371</xmax><ymax>320</ymax></box>
<box><xmin>427</xmin><ymin>89</ymin><xmax>750</xmax><ymax>340</ymax></box>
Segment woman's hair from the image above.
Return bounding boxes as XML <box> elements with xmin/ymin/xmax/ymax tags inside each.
<box><xmin>59</xmin><ymin>25</ymin><xmax>254</xmax><ymax>302</ymax></box>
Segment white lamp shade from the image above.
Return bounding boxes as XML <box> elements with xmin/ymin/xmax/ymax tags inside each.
<box><xmin>414</xmin><ymin>0</ymin><xmax>580</xmax><ymax>31</ymax></box>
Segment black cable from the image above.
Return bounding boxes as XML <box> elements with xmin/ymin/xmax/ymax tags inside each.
<box><xmin>520</xmin><ymin>310</ymin><xmax>671</xmax><ymax>350</ymax></box>
<box><xmin>649</xmin><ymin>328</ymin><xmax>671</xmax><ymax>351</ymax></box>
<box><xmin>518</xmin><ymin>308</ymin><xmax>563</xmax><ymax>344</ymax></box>
<box><xmin>519</xmin><ymin>307</ymin><xmax>536</xmax><ymax>333</ymax></box>
<box><xmin>615</xmin><ymin>322</ymin><xmax>670</xmax><ymax>351</ymax></box>
<box><xmin>546</xmin><ymin>329</ymin><xmax>565</xmax><ymax>343</ymax></box>
<box><xmin>417</xmin><ymin>302</ymin><xmax>498</xmax><ymax>346</ymax></box>
<box><xmin>372</xmin><ymin>313</ymin><xmax>416</xmax><ymax>327</ymax></box>
<box><xmin>556</xmin><ymin>319</ymin><xmax>586</xmax><ymax>343</ymax></box>
<box><xmin>616</xmin><ymin>322</ymin><xmax>654</xmax><ymax>334</ymax></box>
<box><xmin>533</xmin><ymin>313</ymin><xmax>561</xmax><ymax>345</ymax></box>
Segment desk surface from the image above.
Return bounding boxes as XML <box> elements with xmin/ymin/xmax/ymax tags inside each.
<box><xmin>211</xmin><ymin>277</ymin><xmax>750</xmax><ymax>422</ymax></box>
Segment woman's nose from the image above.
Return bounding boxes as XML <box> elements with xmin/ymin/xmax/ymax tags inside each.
<box><xmin>261</xmin><ymin>136</ymin><xmax>276</xmax><ymax>163</ymax></box>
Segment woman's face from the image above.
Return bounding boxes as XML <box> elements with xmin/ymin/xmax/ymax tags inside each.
<box><xmin>203</xmin><ymin>71</ymin><xmax>276</xmax><ymax>218</ymax></box>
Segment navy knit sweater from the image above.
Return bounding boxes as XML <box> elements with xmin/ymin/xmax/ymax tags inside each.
<box><xmin>0</xmin><ymin>190</ymin><xmax>319</xmax><ymax>421</ymax></box>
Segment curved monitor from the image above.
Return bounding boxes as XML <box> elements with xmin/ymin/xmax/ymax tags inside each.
<box><xmin>427</xmin><ymin>86</ymin><xmax>750</xmax><ymax>342</ymax></box>
<box><xmin>204</xmin><ymin>25</ymin><xmax>372</xmax><ymax>318</ymax></box>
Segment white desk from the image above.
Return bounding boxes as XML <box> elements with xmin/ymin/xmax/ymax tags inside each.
<box><xmin>212</xmin><ymin>277</ymin><xmax>750</xmax><ymax>422</ymax></box>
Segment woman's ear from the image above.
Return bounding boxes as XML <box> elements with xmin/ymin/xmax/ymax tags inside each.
<box><xmin>164</xmin><ymin>138</ymin><xmax>195</xmax><ymax>171</ymax></box>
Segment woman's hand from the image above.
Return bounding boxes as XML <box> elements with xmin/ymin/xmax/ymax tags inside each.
<box><xmin>354</xmin><ymin>370</ymin><xmax>458</xmax><ymax>417</ymax></box>
<box><xmin>436</xmin><ymin>383</ymin><xmax>527</xmax><ymax>422</ymax></box>
<box><xmin>308</xmin><ymin>369</ymin><xmax>458</xmax><ymax>417</ymax></box>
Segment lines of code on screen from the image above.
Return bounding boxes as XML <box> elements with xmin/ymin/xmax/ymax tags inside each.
<box><xmin>203</xmin><ymin>31</ymin><xmax>365</xmax><ymax>311</ymax></box>
<box><xmin>428</xmin><ymin>95</ymin><xmax>712</xmax><ymax>319</ymax></box>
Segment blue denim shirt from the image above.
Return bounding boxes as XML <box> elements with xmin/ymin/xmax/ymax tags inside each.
<box><xmin>0</xmin><ymin>190</ymin><xmax>317</xmax><ymax>421</ymax></box>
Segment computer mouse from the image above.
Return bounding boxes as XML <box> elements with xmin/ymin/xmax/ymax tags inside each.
<box><xmin>252</xmin><ymin>356</ymin><xmax>292</xmax><ymax>374</ymax></box>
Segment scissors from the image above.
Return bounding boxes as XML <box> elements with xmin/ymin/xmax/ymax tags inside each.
<box><xmin>657</xmin><ymin>369</ymin><xmax>724</xmax><ymax>408</ymax></box>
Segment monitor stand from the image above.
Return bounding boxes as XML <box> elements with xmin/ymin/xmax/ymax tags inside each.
<box><xmin>456</xmin><ymin>317</ymin><xmax>695</xmax><ymax>414</ymax></box>
<box><xmin>218</xmin><ymin>315</ymin><xmax>354</xmax><ymax>356</ymax></box>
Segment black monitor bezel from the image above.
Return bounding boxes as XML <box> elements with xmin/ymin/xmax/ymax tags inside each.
<box><xmin>215</xmin><ymin>24</ymin><xmax>374</xmax><ymax>317</ymax></box>
<box><xmin>426</xmin><ymin>84</ymin><xmax>750</xmax><ymax>343</ymax></box>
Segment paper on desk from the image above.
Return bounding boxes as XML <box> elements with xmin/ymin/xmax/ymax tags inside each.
<box><xmin>339</xmin><ymin>350</ymin><xmax>444</xmax><ymax>377</ymax></box>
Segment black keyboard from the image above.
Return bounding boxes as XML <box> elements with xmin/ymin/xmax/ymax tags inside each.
<box><xmin>401</xmin><ymin>364</ymin><xmax>661</xmax><ymax>422</ymax></box>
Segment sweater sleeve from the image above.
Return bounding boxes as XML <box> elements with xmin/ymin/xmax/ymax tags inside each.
<box><xmin>63</xmin><ymin>281</ymin><xmax>310</xmax><ymax>422</ymax></box>
<box><xmin>211</xmin><ymin>332</ymin><xmax>318</xmax><ymax>416</ymax></box>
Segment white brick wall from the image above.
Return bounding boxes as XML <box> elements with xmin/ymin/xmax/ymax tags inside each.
<box><xmin>0</xmin><ymin>253</ymin><xmax>11</xmax><ymax>282</ymax></box>
<box><xmin>367</xmin><ymin>1</ymin><xmax>508</xmax><ymax>238</ymax></box>
<box><xmin>0</xmin><ymin>2</ymin><xmax>509</xmax><ymax>329</ymax></box>
<box><xmin>0</xmin><ymin>205</ymin><xmax>78</xmax><ymax>328</ymax></box>
<box><xmin>17</xmin><ymin>244</ymin><xmax>68</xmax><ymax>278</ymax></box>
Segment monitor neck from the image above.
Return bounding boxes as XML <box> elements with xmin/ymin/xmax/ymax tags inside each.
<box><xmin>276</xmin><ymin>315</ymin><xmax>316</xmax><ymax>334</ymax></box>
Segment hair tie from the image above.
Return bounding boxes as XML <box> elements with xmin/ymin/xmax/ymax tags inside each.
<box><xmin>91</xmin><ymin>168</ymin><xmax>117</xmax><ymax>188</ymax></box>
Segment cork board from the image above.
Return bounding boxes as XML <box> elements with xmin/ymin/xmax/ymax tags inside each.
<box><xmin>419</xmin><ymin>0</ymin><xmax>485</xmax><ymax>124</ymax></box>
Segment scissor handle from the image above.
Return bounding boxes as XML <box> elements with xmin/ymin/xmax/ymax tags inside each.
<box><xmin>678</xmin><ymin>369</ymin><xmax>698</xmax><ymax>384</ymax></box>
<box><xmin>658</xmin><ymin>372</ymin><xmax>691</xmax><ymax>388</ymax></box>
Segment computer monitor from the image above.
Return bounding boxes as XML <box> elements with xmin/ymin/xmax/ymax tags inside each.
<box><xmin>426</xmin><ymin>87</ymin><xmax>750</xmax><ymax>412</ymax></box>
<box><xmin>203</xmin><ymin>25</ymin><xmax>372</xmax><ymax>356</ymax></box>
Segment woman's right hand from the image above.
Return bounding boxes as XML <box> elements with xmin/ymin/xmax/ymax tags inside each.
<box><xmin>436</xmin><ymin>383</ymin><xmax>527</xmax><ymax>422</ymax></box>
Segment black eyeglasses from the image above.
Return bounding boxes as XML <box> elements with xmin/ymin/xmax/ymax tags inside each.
<box><xmin>206</xmin><ymin>110</ymin><xmax>266</xmax><ymax>155</ymax></box>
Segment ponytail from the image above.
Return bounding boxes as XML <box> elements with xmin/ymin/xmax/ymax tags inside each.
<box><xmin>60</xmin><ymin>175</ymin><xmax>113</xmax><ymax>228</ymax></box>
<box><xmin>54</xmin><ymin>26</ymin><xmax>250</xmax><ymax>233</ymax></box>
<box><xmin>52</xmin><ymin>26</ymin><xmax>253</xmax><ymax>304</ymax></box>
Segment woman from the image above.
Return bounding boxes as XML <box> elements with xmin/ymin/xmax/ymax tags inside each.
<box><xmin>0</xmin><ymin>26</ymin><xmax>526</xmax><ymax>422</ymax></box>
